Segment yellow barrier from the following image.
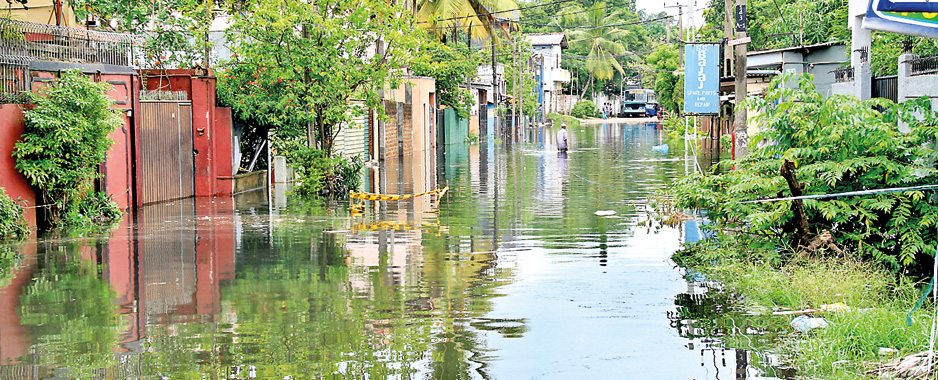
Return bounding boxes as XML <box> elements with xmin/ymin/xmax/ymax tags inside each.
<box><xmin>349</xmin><ymin>186</ymin><xmax>449</xmax><ymax>202</ymax></box>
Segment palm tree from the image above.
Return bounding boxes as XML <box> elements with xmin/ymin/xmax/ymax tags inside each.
<box><xmin>416</xmin><ymin>0</ymin><xmax>519</xmax><ymax>41</ymax></box>
<box><xmin>560</xmin><ymin>3</ymin><xmax>635</xmax><ymax>98</ymax></box>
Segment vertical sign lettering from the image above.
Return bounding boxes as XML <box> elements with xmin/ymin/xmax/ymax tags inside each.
<box><xmin>683</xmin><ymin>44</ymin><xmax>720</xmax><ymax>115</ymax></box>
<box><xmin>735</xmin><ymin>5</ymin><xmax>747</xmax><ymax>32</ymax></box>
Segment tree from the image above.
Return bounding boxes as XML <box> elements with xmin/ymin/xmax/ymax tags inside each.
<box><xmin>218</xmin><ymin>0</ymin><xmax>421</xmax><ymax>156</ymax></box>
<box><xmin>409</xmin><ymin>37</ymin><xmax>482</xmax><ymax>118</ymax></box>
<box><xmin>667</xmin><ymin>74</ymin><xmax>938</xmax><ymax>274</ymax></box>
<box><xmin>13</xmin><ymin>71</ymin><xmax>124</xmax><ymax>226</ymax></box>
<box><xmin>560</xmin><ymin>3</ymin><xmax>633</xmax><ymax>97</ymax></box>
<box><xmin>645</xmin><ymin>44</ymin><xmax>680</xmax><ymax>114</ymax></box>
<box><xmin>416</xmin><ymin>0</ymin><xmax>519</xmax><ymax>41</ymax></box>
<box><xmin>68</xmin><ymin>0</ymin><xmax>213</xmax><ymax>69</ymax></box>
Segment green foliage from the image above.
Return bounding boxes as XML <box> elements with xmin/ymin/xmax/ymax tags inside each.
<box><xmin>497</xmin><ymin>33</ymin><xmax>540</xmax><ymax>116</ymax></box>
<box><xmin>872</xmin><ymin>32</ymin><xmax>938</xmax><ymax>76</ymax></box>
<box><xmin>700</xmin><ymin>0</ymin><xmax>847</xmax><ymax>51</ymax></box>
<box><xmin>284</xmin><ymin>145</ymin><xmax>363</xmax><ymax>197</ymax></box>
<box><xmin>562</xmin><ymin>3</ymin><xmax>630</xmax><ymax>83</ymax></box>
<box><xmin>0</xmin><ymin>189</ymin><xmax>28</xmax><ymax>239</ymax></box>
<box><xmin>409</xmin><ymin>37</ymin><xmax>480</xmax><ymax>119</ymax></box>
<box><xmin>547</xmin><ymin>113</ymin><xmax>581</xmax><ymax>128</ymax></box>
<box><xmin>218</xmin><ymin>0</ymin><xmax>421</xmax><ymax>156</ymax></box>
<box><xmin>416</xmin><ymin>0</ymin><xmax>518</xmax><ymax>41</ymax></box>
<box><xmin>70</xmin><ymin>0</ymin><xmax>212</xmax><ymax>68</ymax></box>
<box><xmin>645</xmin><ymin>44</ymin><xmax>681</xmax><ymax>115</ymax></box>
<box><xmin>61</xmin><ymin>191</ymin><xmax>122</xmax><ymax>231</ymax></box>
<box><xmin>667</xmin><ymin>74</ymin><xmax>938</xmax><ymax>274</ymax></box>
<box><xmin>13</xmin><ymin>71</ymin><xmax>123</xmax><ymax>227</ymax></box>
<box><xmin>695</xmin><ymin>259</ymin><xmax>932</xmax><ymax>379</ymax></box>
<box><xmin>571</xmin><ymin>100</ymin><xmax>599</xmax><ymax>119</ymax></box>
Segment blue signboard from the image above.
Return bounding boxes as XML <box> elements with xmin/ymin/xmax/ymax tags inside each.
<box><xmin>875</xmin><ymin>0</ymin><xmax>938</xmax><ymax>12</ymax></box>
<box><xmin>865</xmin><ymin>0</ymin><xmax>938</xmax><ymax>38</ymax></box>
<box><xmin>683</xmin><ymin>44</ymin><xmax>720</xmax><ymax>115</ymax></box>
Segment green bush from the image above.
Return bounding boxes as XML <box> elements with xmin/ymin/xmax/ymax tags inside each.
<box><xmin>0</xmin><ymin>189</ymin><xmax>28</xmax><ymax>238</ymax></box>
<box><xmin>571</xmin><ymin>100</ymin><xmax>598</xmax><ymax>119</ymax></box>
<box><xmin>285</xmin><ymin>145</ymin><xmax>363</xmax><ymax>197</ymax></box>
<box><xmin>547</xmin><ymin>113</ymin><xmax>580</xmax><ymax>128</ymax></box>
<box><xmin>13</xmin><ymin>70</ymin><xmax>123</xmax><ymax>227</ymax></box>
<box><xmin>666</xmin><ymin>74</ymin><xmax>938</xmax><ymax>274</ymax></box>
<box><xmin>64</xmin><ymin>192</ymin><xmax>122</xmax><ymax>228</ymax></box>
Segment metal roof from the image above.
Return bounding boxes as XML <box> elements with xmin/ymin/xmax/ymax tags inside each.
<box><xmin>525</xmin><ymin>33</ymin><xmax>568</xmax><ymax>49</ymax></box>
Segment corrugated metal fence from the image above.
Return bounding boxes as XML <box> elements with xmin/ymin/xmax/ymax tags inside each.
<box><xmin>137</xmin><ymin>101</ymin><xmax>194</xmax><ymax>206</ymax></box>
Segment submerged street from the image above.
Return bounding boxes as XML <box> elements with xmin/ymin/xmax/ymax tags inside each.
<box><xmin>0</xmin><ymin>121</ymin><xmax>788</xmax><ymax>379</ymax></box>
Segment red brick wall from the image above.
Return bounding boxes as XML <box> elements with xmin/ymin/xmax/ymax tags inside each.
<box><xmin>384</xmin><ymin>100</ymin><xmax>399</xmax><ymax>160</ymax></box>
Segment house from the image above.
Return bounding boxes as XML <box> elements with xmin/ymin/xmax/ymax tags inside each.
<box><xmin>526</xmin><ymin>33</ymin><xmax>571</xmax><ymax>117</ymax></box>
<box><xmin>734</xmin><ymin>42</ymin><xmax>848</xmax><ymax>99</ymax></box>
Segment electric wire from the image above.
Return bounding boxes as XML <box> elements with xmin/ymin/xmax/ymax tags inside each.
<box><xmin>741</xmin><ymin>184</ymin><xmax>938</xmax><ymax>204</ymax></box>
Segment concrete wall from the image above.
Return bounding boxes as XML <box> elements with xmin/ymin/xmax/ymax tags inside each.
<box><xmin>898</xmin><ymin>53</ymin><xmax>938</xmax><ymax>112</ymax></box>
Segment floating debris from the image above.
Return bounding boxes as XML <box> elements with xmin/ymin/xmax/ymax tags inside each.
<box><xmin>790</xmin><ymin>315</ymin><xmax>829</xmax><ymax>332</ymax></box>
<box><xmin>594</xmin><ymin>210</ymin><xmax>617</xmax><ymax>216</ymax></box>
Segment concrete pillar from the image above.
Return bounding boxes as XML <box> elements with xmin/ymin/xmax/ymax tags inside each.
<box><xmin>857</xmin><ymin>61</ymin><xmax>872</xmax><ymax>101</ymax></box>
<box><xmin>850</xmin><ymin>8</ymin><xmax>873</xmax><ymax>101</ymax></box>
<box><xmin>272</xmin><ymin>155</ymin><xmax>288</xmax><ymax>183</ymax></box>
<box><xmin>897</xmin><ymin>53</ymin><xmax>915</xmax><ymax>103</ymax></box>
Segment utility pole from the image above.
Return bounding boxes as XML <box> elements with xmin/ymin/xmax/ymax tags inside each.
<box><xmin>512</xmin><ymin>32</ymin><xmax>519</xmax><ymax>142</ymax></box>
<box><xmin>492</xmin><ymin>38</ymin><xmax>498</xmax><ymax>131</ymax></box>
<box><xmin>516</xmin><ymin>35</ymin><xmax>522</xmax><ymax>138</ymax></box>
<box><xmin>732</xmin><ymin>0</ymin><xmax>748</xmax><ymax>159</ymax></box>
<box><xmin>664</xmin><ymin>3</ymin><xmax>686</xmax><ymax>66</ymax></box>
<box><xmin>723</xmin><ymin>0</ymin><xmax>734</xmax><ymax>78</ymax></box>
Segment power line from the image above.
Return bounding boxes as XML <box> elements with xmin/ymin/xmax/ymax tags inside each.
<box><xmin>414</xmin><ymin>0</ymin><xmax>577</xmax><ymax>25</ymax></box>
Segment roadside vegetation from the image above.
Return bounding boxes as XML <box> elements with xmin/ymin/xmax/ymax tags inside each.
<box><xmin>660</xmin><ymin>74</ymin><xmax>938</xmax><ymax>378</ymax></box>
<box><xmin>547</xmin><ymin>113</ymin><xmax>581</xmax><ymax>128</ymax></box>
<box><xmin>571</xmin><ymin>100</ymin><xmax>600</xmax><ymax>119</ymax></box>
<box><xmin>0</xmin><ymin>190</ymin><xmax>28</xmax><ymax>239</ymax></box>
<box><xmin>13</xmin><ymin>71</ymin><xmax>123</xmax><ymax>230</ymax></box>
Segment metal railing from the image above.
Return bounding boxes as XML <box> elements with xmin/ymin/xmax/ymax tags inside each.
<box><xmin>832</xmin><ymin>66</ymin><xmax>855</xmax><ymax>83</ymax></box>
<box><xmin>140</xmin><ymin>90</ymin><xmax>189</xmax><ymax>101</ymax></box>
<box><xmin>0</xmin><ymin>18</ymin><xmax>136</xmax><ymax>66</ymax></box>
<box><xmin>910</xmin><ymin>55</ymin><xmax>938</xmax><ymax>76</ymax></box>
<box><xmin>0</xmin><ymin>55</ymin><xmax>29</xmax><ymax>103</ymax></box>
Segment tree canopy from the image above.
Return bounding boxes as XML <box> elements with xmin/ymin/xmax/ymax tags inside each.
<box><xmin>217</xmin><ymin>0</ymin><xmax>421</xmax><ymax>156</ymax></box>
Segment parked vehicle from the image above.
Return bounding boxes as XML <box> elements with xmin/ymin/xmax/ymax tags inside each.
<box><xmin>620</xmin><ymin>89</ymin><xmax>658</xmax><ymax>118</ymax></box>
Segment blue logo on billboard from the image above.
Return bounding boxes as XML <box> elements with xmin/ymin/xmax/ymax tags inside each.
<box><xmin>683</xmin><ymin>44</ymin><xmax>720</xmax><ymax>115</ymax></box>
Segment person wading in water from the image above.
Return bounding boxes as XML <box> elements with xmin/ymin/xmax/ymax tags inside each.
<box><xmin>557</xmin><ymin>123</ymin><xmax>568</xmax><ymax>152</ymax></box>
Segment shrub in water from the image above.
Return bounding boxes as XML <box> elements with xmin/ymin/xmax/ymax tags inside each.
<box><xmin>666</xmin><ymin>74</ymin><xmax>938</xmax><ymax>274</ymax></box>
<box><xmin>286</xmin><ymin>145</ymin><xmax>363</xmax><ymax>197</ymax></box>
<box><xmin>13</xmin><ymin>70</ymin><xmax>124</xmax><ymax>227</ymax></box>
<box><xmin>0</xmin><ymin>189</ymin><xmax>28</xmax><ymax>238</ymax></box>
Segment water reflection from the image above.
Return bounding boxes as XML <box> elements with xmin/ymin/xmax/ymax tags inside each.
<box><xmin>0</xmin><ymin>121</ymin><xmax>775</xmax><ymax>379</ymax></box>
<box><xmin>670</xmin><ymin>274</ymin><xmax>797</xmax><ymax>379</ymax></box>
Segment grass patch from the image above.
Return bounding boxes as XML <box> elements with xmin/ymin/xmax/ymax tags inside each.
<box><xmin>694</xmin><ymin>258</ymin><xmax>933</xmax><ymax>379</ymax></box>
<box><xmin>547</xmin><ymin>113</ymin><xmax>580</xmax><ymax>128</ymax></box>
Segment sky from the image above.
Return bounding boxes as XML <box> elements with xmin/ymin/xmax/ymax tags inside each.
<box><xmin>634</xmin><ymin>0</ymin><xmax>706</xmax><ymax>27</ymax></box>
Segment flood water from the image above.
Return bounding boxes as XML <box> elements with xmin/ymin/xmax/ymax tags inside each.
<box><xmin>0</xmin><ymin>122</ymin><xmax>792</xmax><ymax>379</ymax></box>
